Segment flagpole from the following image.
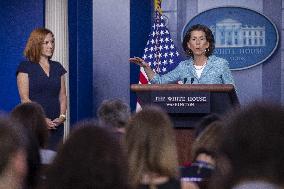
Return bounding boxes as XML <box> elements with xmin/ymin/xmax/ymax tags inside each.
<box><xmin>154</xmin><ymin>0</ymin><xmax>162</xmax><ymax>13</ymax></box>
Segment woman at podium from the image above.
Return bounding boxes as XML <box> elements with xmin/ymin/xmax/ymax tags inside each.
<box><xmin>129</xmin><ymin>24</ymin><xmax>235</xmax><ymax>85</ymax></box>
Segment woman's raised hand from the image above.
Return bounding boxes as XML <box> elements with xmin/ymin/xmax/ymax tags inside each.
<box><xmin>129</xmin><ymin>57</ymin><xmax>148</xmax><ymax>68</ymax></box>
<box><xmin>129</xmin><ymin>57</ymin><xmax>155</xmax><ymax>80</ymax></box>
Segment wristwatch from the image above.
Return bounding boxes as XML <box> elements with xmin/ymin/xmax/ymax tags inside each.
<box><xmin>59</xmin><ymin>114</ymin><xmax>66</xmax><ymax>120</ymax></box>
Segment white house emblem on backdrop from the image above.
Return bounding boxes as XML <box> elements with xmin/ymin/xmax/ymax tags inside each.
<box><xmin>212</xmin><ymin>18</ymin><xmax>265</xmax><ymax>48</ymax></box>
<box><xmin>182</xmin><ymin>7</ymin><xmax>278</xmax><ymax>70</ymax></box>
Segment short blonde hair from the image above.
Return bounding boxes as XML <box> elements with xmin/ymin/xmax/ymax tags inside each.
<box><xmin>24</xmin><ymin>28</ymin><xmax>54</xmax><ymax>63</ymax></box>
<box><xmin>126</xmin><ymin>105</ymin><xmax>178</xmax><ymax>188</ymax></box>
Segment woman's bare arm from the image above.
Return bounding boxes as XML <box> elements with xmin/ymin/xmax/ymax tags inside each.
<box><xmin>17</xmin><ymin>73</ymin><xmax>31</xmax><ymax>103</ymax></box>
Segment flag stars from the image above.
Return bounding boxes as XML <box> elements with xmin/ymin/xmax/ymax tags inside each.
<box><xmin>156</xmin><ymin>67</ymin><xmax>161</xmax><ymax>73</ymax></box>
<box><xmin>154</xmin><ymin>46</ymin><xmax>158</xmax><ymax>51</ymax></box>
<box><xmin>140</xmin><ymin>11</ymin><xmax>181</xmax><ymax>78</ymax></box>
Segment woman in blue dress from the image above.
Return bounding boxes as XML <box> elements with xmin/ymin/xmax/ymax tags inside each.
<box><xmin>16</xmin><ymin>28</ymin><xmax>67</xmax><ymax>150</ymax></box>
<box><xmin>129</xmin><ymin>24</ymin><xmax>235</xmax><ymax>86</ymax></box>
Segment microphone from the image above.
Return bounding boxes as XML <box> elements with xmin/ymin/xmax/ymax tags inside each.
<box><xmin>191</xmin><ymin>78</ymin><xmax>194</xmax><ymax>84</ymax></box>
<box><xmin>183</xmin><ymin>78</ymin><xmax>187</xmax><ymax>84</ymax></box>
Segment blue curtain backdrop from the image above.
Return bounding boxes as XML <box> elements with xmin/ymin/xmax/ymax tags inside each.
<box><xmin>68</xmin><ymin>0</ymin><xmax>93</xmax><ymax>125</ymax></box>
<box><xmin>0</xmin><ymin>0</ymin><xmax>44</xmax><ymax>111</ymax></box>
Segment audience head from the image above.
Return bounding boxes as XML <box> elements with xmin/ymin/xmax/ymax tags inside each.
<box><xmin>191</xmin><ymin>120</ymin><xmax>224</xmax><ymax>164</ymax></box>
<box><xmin>97</xmin><ymin>98</ymin><xmax>131</xmax><ymax>130</ymax></box>
<box><xmin>44</xmin><ymin>121</ymin><xmax>129</xmax><ymax>189</ymax></box>
<box><xmin>182</xmin><ymin>121</ymin><xmax>224</xmax><ymax>189</ymax></box>
<box><xmin>126</xmin><ymin>105</ymin><xmax>178</xmax><ymax>188</ymax></box>
<box><xmin>10</xmin><ymin>102</ymin><xmax>45</xmax><ymax>189</ymax></box>
<box><xmin>194</xmin><ymin>113</ymin><xmax>221</xmax><ymax>138</ymax></box>
<box><xmin>218</xmin><ymin>102</ymin><xmax>284</xmax><ymax>188</ymax></box>
<box><xmin>0</xmin><ymin>116</ymin><xmax>27</xmax><ymax>189</ymax></box>
<box><xmin>10</xmin><ymin>102</ymin><xmax>48</xmax><ymax>148</ymax></box>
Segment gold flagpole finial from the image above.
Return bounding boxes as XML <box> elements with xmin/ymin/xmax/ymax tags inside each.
<box><xmin>154</xmin><ymin>0</ymin><xmax>163</xmax><ymax>14</ymax></box>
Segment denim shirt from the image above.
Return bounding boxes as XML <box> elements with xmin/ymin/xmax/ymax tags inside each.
<box><xmin>150</xmin><ymin>55</ymin><xmax>235</xmax><ymax>86</ymax></box>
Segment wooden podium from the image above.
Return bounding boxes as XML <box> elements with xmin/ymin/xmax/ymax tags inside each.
<box><xmin>131</xmin><ymin>84</ymin><xmax>239</xmax><ymax>128</ymax></box>
<box><xmin>131</xmin><ymin>84</ymin><xmax>239</xmax><ymax>163</ymax></box>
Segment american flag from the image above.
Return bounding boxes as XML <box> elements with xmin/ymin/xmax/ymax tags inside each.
<box><xmin>136</xmin><ymin>9</ymin><xmax>181</xmax><ymax>111</ymax></box>
<box><xmin>139</xmin><ymin>10</ymin><xmax>182</xmax><ymax>84</ymax></box>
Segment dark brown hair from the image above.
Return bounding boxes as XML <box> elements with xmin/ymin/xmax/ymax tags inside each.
<box><xmin>217</xmin><ymin>102</ymin><xmax>284</xmax><ymax>188</ymax></box>
<box><xmin>182</xmin><ymin>24</ymin><xmax>215</xmax><ymax>58</ymax></box>
<box><xmin>11</xmin><ymin>102</ymin><xmax>48</xmax><ymax>148</ymax></box>
<box><xmin>44</xmin><ymin>121</ymin><xmax>129</xmax><ymax>189</ymax></box>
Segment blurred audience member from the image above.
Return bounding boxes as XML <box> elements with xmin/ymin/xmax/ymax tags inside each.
<box><xmin>0</xmin><ymin>117</ymin><xmax>27</xmax><ymax>189</ymax></box>
<box><xmin>97</xmin><ymin>98</ymin><xmax>131</xmax><ymax>135</ymax></box>
<box><xmin>211</xmin><ymin>102</ymin><xmax>284</xmax><ymax>189</ymax></box>
<box><xmin>194</xmin><ymin>113</ymin><xmax>221</xmax><ymax>138</ymax></box>
<box><xmin>42</xmin><ymin>121</ymin><xmax>129</xmax><ymax>189</ymax></box>
<box><xmin>10</xmin><ymin>102</ymin><xmax>56</xmax><ymax>165</ymax></box>
<box><xmin>181</xmin><ymin>121</ymin><xmax>224</xmax><ymax>189</ymax></box>
<box><xmin>126</xmin><ymin>105</ymin><xmax>187</xmax><ymax>189</ymax></box>
<box><xmin>11</xmin><ymin>102</ymin><xmax>56</xmax><ymax>188</ymax></box>
<box><xmin>191</xmin><ymin>121</ymin><xmax>224</xmax><ymax>165</ymax></box>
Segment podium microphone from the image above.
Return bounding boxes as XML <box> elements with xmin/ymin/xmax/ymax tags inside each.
<box><xmin>191</xmin><ymin>78</ymin><xmax>194</xmax><ymax>84</ymax></box>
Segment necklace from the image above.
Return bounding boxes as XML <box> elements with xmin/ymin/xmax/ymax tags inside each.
<box><xmin>194</xmin><ymin>62</ymin><xmax>207</xmax><ymax>70</ymax></box>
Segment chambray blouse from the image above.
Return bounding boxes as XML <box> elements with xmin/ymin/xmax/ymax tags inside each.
<box><xmin>150</xmin><ymin>55</ymin><xmax>235</xmax><ymax>86</ymax></box>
